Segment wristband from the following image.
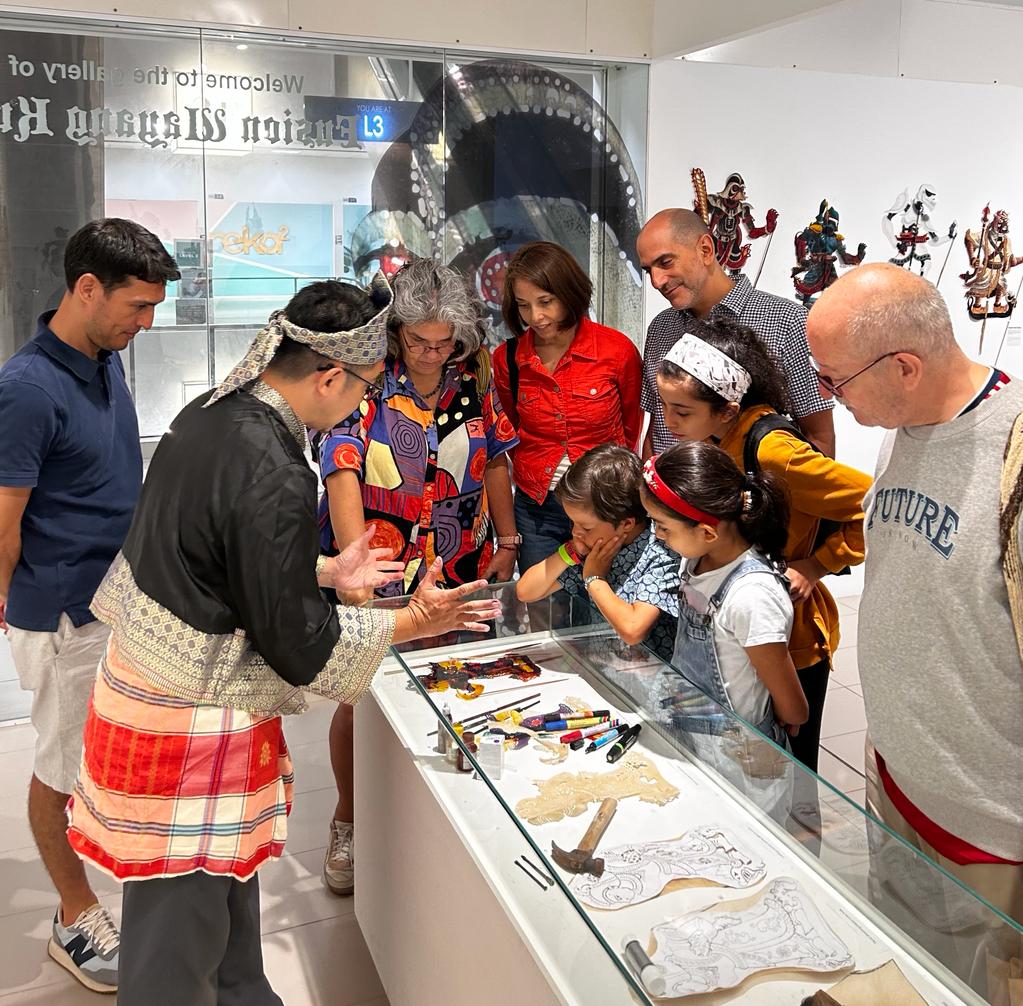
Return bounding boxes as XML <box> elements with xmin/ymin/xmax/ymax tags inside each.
<box><xmin>557</xmin><ymin>543</ymin><xmax>579</xmax><ymax>566</ymax></box>
<box><xmin>316</xmin><ymin>555</ymin><xmax>329</xmax><ymax>578</ymax></box>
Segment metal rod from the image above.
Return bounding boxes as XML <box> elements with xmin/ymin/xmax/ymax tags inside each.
<box><xmin>994</xmin><ymin>270</ymin><xmax>1023</xmax><ymax>368</ymax></box>
<box><xmin>427</xmin><ymin>695</ymin><xmax>541</xmax><ymax>737</ymax></box>
<box><xmin>935</xmin><ymin>234</ymin><xmax>956</xmax><ymax>287</ymax></box>
<box><xmin>752</xmin><ymin>227</ymin><xmax>775</xmax><ymax>290</ymax></box>
<box><xmin>514</xmin><ymin>859</ymin><xmax>548</xmax><ymax>891</ymax></box>
<box><xmin>521</xmin><ymin>855</ymin><xmax>555</xmax><ymax>887</ymax></box>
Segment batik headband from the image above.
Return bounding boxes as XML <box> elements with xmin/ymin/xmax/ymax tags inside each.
<box><xmin>642</xmin><ymin>456</ymin><xmax>720</xmax><ymax>527</ymax></box>
<box><xmin>205</xmin><ymin>271</ymin><xmax>393</xmax><ymax>406</ymax></box>
<box><xmin>662</xmin><ymin>333</ymin><xmax>752</xmax><ymax>404</ymax></box>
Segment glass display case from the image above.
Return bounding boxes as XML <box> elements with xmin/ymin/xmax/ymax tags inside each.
<box><xmin>376</xmin><ymin>584</ymin><xmax>1021</xmax><ymax>1005</ymax></box>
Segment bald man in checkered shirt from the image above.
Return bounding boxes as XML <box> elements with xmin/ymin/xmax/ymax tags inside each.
<box><xmin>637</xmin><ymin>208</ymin><xmax>835</xmax><ymax>458</ymax></box>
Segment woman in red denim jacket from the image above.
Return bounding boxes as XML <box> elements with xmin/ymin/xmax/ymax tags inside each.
<box><xmin>493</xmin><ymin>241</ymin><xmax>642</xmax><ymax>572</ymax></box>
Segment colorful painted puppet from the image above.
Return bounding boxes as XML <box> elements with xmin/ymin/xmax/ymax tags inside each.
<box><xmin>961</xmin><ymin>206</ymin><xmax>1023</xmax><ymax>323</ymax></box>
<box><xmin>418</xmin><ymin>652</ymin><xmax>542</xmax><ymax>696</ymax></box>
<box><xmin>792</xmin><ymin>199</ymin><xmax>867</xmax><ymax>306</ymax></box>
<box><xmin>692</xmin><ymin>169</ymin><xmax>777</xmax><ymax>275</ymax></box>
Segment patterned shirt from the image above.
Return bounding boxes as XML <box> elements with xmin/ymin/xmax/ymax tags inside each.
<box><xmin>641</xmin><ymin>274</ymin><xmax>833</xmax><ymax>455</ymax></box>
<box><xmin>316</xmin><ymin>351</ymin><xmax>518</xmax><ymax>595</ymax></box>
<box><xmin>558</xmin><ymin>525</ymin><xmax>680</xmax><ymax>662</ymax></box>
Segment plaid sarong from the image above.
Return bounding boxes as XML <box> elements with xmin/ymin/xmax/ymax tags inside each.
<box><xmin>68</xmin><ymin>635</ymin><xmax>294</xmax><ymax>881</ymax></box>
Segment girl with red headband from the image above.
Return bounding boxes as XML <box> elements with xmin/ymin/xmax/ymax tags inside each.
<box><xmin>654</xmin><ymin>316</ymin><xmax>869</xmax><ymax>773</ymax></box>
<box><xmin>641</xmin><ymin>441</ymin><xmax>808</xmax><ymax>745</ymax></box>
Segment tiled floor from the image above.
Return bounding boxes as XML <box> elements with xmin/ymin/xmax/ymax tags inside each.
<box><xmin>0</xmin><ymin>593</ymin><xmax>867</xmax><ymax>1003</ymax></box>
<box><xmin>819</xmin><ymin>594</ymin><xmax>868</xmax><ymax>801</ymax></box>
<box><xmin>0</xmin><ymin>691</ymin><xmax>390</xmax><ymax>1005</ymax></box>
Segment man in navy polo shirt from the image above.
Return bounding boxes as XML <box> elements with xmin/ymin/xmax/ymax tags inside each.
<box><xmin>0</xmin><ymin>219</ymin><xmax>179</xmax><ymax>994</ymax></box>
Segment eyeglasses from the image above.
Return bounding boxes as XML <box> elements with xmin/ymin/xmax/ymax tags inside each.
<box><xmin>317</xmin><ymin>363</ymin><xmax>385</xmax><ymax>397</ymax></box>
<box><xmin>401</xmin><ymin>333</ymin><xmax>456</xmax><ymax>357</ymax></box>
<box><xmin>343</xmin><ymin>368</ymin><xmax>385</xmax><ymax>396</ymax></box>
<box><xmin>809</xmin><ymin>351</ymin><xmax>904</xmax><ymax>398</ymax></box>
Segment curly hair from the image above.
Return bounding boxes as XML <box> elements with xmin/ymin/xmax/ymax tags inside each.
<box><xmin>386</xmin><ymin>258</ymin><xmax>489</xmax><ymax>367</ymax></box>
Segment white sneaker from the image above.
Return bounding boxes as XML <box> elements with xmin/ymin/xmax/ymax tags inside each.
<box><xmin>48</xmin><ymin>903</ymin><xmax>119</xmax><ymax>993</ymax></box>
<box><xmin>323</xmin><ymin>820</ymin><xmax>355</xmax><ymax>896</ymax></box>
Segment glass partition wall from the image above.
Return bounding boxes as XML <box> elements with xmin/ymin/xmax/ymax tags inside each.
<box><xmin>0</xmin><ymin>13</ymin><xmax>650</xmax><ymax>439</ymax></box>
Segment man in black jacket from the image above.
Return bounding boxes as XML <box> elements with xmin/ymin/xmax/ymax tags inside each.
<box><xmin>68</xmin><ymin>275</ymin><xmax>499</xmax><ymax>1006</ymax></box>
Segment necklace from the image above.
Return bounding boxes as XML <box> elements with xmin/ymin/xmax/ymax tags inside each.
<box><xmin>413</xmin><ymin>373</ymin><xmax>444</xmax><ymax>400</ymax></box>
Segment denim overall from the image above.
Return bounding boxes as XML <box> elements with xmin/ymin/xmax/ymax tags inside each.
<box><xmin>670</xmin><ymin>552</ymin><xmax>790</xmax><ymax>748</ymax></box>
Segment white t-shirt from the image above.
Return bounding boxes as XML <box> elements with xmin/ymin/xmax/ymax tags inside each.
<box><xmin>680</xmin><ymin>548</ymin><xmax>793</xmax><ymax>725</ymax></box>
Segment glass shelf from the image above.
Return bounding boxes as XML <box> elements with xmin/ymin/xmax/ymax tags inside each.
<box><xmin>378</xmin><ymin>583</ymin><xmax>1019</xmax><ymax>1004</ymax></box>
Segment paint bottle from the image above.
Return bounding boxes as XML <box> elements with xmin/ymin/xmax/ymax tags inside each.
<box><xmin>446</xmin><ymin>723</ymin><xmax>464</xmax><ymax>765</ymax></box>
<box><xmin>456</xmin><ymin>731</ymin><xmax>477</xmax><ymax>773</ymax></box>
<box><xmin>436</xmin><ymin>703</ymin><xmax>453</xmax><ymax>755</ymax></box>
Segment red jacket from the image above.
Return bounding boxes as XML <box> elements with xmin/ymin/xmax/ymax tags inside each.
<box><xmin>492</xmin><ymin>317</ymin><xmax>642</xmax><ymax>503</ymax></box>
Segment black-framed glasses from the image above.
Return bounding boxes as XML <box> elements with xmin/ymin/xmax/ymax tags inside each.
<box><xmin>317</xmin><ymin>363</ymin><xmax>385</xmax><ymax>397</ymax></box>
<box><xmin>344</xmin><ymin>368</ymin><xmax>385</xmax><ymax>396</ymax></box>
<box><xmin>809</xmin><ymin>351</ymin><xmax>904</xmax><ymax>398</ymax></box>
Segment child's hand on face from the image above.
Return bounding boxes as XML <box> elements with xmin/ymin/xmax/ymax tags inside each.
<box><xmin>582</xmin><ymin>534</ymin><xmax>625</xmax><ymax>578</ymax></box>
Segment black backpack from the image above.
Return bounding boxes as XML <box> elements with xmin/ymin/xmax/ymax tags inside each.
<box><xmin>742</xmin><ymin>413</ymin><xmax>849</xmax><ymax>576</ymax></box>
<box><xmin>505</xmin><ymin>336</ymin><xmax>521</xmax><ymax>406</ymax></box>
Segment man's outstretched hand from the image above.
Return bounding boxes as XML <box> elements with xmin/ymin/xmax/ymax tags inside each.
<box><xmin>394</xmin><ymin>558</ymin><xmax>502</xmax><ymax>643</ymax></box>
<box><xmin>319</xmin><ymin>524</ymin><xmax>405</xmax><ymax>600</ymax></box>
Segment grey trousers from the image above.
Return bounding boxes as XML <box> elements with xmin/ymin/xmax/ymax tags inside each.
<box><xmin>118</xmin><ymin>871</ymin><xmax>282</xmax><ymax>1006</ymax></box>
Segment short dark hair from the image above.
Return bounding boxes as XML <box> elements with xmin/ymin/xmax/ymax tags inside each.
<box><xmin>657</xmin><ymin>315</ymin><xmax>791</xmax><ymax>415</ymax></box>
<box><xmin>64</xmin><ymin>218</ymin><xmax>181</xmax><ymax>292</ymax></box>
<box><xmin>266</xmin><ymin>279</ymin><xmax>384</xmax><ymax>380</ymax></box>
<box><xmin>501</xmin><ymin>241</ymin><xmax>592</xmax><ymax>336</ymax></box>
<box><xmin>555</xmin><ymin>444</ymin><xmax>647</xmax><ymax>524</ymax></box>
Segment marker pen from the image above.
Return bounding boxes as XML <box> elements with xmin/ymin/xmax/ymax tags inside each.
<box><xmin>544</xmin><ymin>708</ymin><xmax>609</xmax><ymax>723</ymax></box>
<box><xmin>606</xmin><ymin>723</ymin><xmax>642</xmax><ymax>763</ymax></box>
<box><xmin>559</xmin><ymin>720</ymin><xmax>623</xmax><ymax>744</ymax></box>
<box><xmin>586</xmin><ymin>724</ymin><xmax>629</xmax><ymax>753</ymax></box>
<box><xmin>621</xmin><ymin>933</ymin><xmax>666</xmax><ymax>996</ymax></box>
<box><xmin>543</xmin><ymin>715</ymin><xmax>610</xmax><ymax>732</ymax></box>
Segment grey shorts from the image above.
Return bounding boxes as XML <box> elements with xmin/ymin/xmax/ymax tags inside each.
<box><xmin>8</xmin><ymin>614</ymin><xmax>108</xmax><ymax>794</ymax></box>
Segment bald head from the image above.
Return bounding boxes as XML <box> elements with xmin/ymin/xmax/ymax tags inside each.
<box><xmin>641</xmin><ymin>208</ymin><xmax>710</xmax><ymax>246</ymax></box>
<box><xmin>809</xmin><ymin>263</ymin><xmax>955</xmax><ymax>362</ymax></box>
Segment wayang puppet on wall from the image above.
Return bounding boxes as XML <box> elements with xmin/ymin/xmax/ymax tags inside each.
<box><xmin>882</xmin><ymin>184</ymin><xmax>957</xmax><ymax>279</ymax></box>
<box><xmin>691</xmin><ymin>169</ymin><xmax>777</xmax><ymax>277</ymax></box>
<box><xmin>347</xmin><ymin>61</ymin><xmax>646</xmax><ymax>345</ymax></box>
<box><xmin>961</xmin><ymin>206</ymin><xmax>1023</xmax><ymax>350</ymax></box>
<box><xmin>791</xmin><ymin>200</ymin><xmax>866</xmax><ymax>306</ymax></box>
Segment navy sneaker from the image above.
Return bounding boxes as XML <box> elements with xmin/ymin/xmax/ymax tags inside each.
<box><xmin>48</xmin><ymin>903</ymin><xmax>119</xmax><ymax>993</ymax></box>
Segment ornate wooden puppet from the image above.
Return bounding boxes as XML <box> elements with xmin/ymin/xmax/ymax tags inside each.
<box><xmin>792</xmin><ymin>199</ymin><xmax>867</xmax><ymax>306</ymax></box>
<box><xmin>882</xmin><ymin>184</ymin><xmax>957</xmax><ymax>278</ymax></box>
<box><xmin>692</xmin><ymin>169</ymin><xmax>778</xmax><ymax>276</ymax></box>
<box><xmin>961</xmin><ymin>206</ymin><xmax>1023</xmax><ymax>350</ymax></box>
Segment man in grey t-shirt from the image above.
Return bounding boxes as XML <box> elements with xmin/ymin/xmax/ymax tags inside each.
<box><xmin>807</xmin><ymin>263</ymin><xmax>1023</xmax><ymax>929</ymax></box>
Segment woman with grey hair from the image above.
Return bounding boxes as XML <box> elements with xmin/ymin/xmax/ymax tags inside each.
<box><xmin>311</xmin><ymin>258</ymin><xmax>520</xmax><ymax>895</ymax></box>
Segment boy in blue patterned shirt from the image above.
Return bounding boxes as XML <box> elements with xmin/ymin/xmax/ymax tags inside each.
<box><xmin>516</xmin><ymin>444</ymin><xmax>679</xmax><ymax>662</ymax></box>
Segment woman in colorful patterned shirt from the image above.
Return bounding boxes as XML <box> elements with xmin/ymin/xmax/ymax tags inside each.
<box><xmin>492</xmin><ymin>241</ymin><xmax>643</xmax><ymax>573</ymax></box>
<box><xmin>313</xmin><ymin>258</ymin><xmax>519</xmax><ymax>896</ymax></box>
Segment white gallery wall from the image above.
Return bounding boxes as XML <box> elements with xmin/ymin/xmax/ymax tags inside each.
<box><xmin>647</xmin><ymin>56</ymin><xmax>1023</xmax><ymax>490</ymax></box>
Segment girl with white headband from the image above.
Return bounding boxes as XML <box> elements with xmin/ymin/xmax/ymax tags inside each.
<box><xmin>654</xmin><ymin>316</ymin><xmax>870</xmax><ymax>774</ymax></box>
